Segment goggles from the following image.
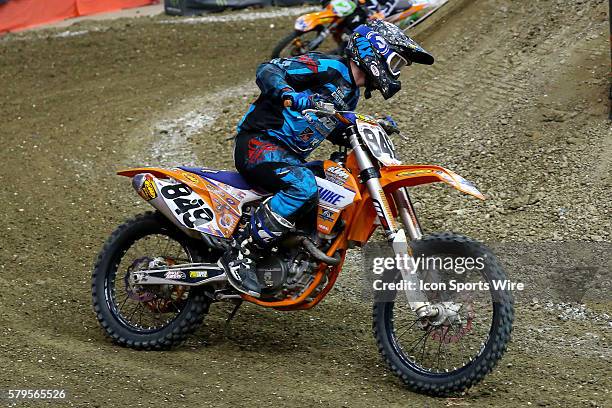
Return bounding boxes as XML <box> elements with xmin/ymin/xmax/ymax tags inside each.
<box><xmin>386</xmin><ymin>51</ymin><xmax>410</xmax><ymax>77</ymax></box>
<box><xmin>354</xmin><ymin>25</ymin><xmax>410</xmax><ymax>77</ymax></box>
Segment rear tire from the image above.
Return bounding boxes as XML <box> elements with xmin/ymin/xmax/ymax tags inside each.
<box><xmin>373</xmin><ymin>233</ymin><xmax>514</xmax><ymax>396</ymax></box>
<box><xmin>92</xmin><ymin>211</ymin><xmax>217</xmax><ymax>350</ymax></box>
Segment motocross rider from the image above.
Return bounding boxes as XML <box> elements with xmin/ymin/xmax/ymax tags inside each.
<box><xmin>219</xmin><ymin>20</ymin><xmax>434</xmax><ymax>297</ymax></box>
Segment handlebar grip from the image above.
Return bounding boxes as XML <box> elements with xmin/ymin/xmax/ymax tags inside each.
<box><xmin>283</xmin><ymin>99</ymin><xmax>292</xmax><ymax>108</ymax></box>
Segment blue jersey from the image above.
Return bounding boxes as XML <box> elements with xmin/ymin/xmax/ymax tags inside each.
<box><xmin>237</xmin><ymin>53</ymin><xmax>360</xmax><ymax>158</ymax></box>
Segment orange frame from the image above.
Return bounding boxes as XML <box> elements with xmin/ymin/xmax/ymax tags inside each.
<box><xmin>242</xmin><ymin>152</ymin><xmax>484</xmax><ymax>310</ymax></box>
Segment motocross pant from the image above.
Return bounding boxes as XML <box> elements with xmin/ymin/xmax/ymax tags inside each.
<box><xmin>233</xmin><ymin>132</ymin><xmax>318</xmax><ymax>222</ymax></box>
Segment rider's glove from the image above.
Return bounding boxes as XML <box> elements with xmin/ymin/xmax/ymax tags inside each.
<box><xmin>282</xmin><ymin>91</ymin><xmax>317</xmax><ymax>112</ymax></box>
<box><xmin>377</xmin><ymin>115</ymin><xmax>400</xmax><ymax>134</ymax></box>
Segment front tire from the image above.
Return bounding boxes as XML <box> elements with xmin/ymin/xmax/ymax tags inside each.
<box><xmin>92</xmin><ymin>211</ymin><xmax>216</xmax><ymax>350</ymax></box>
<box><xmin>373</xmin><ymin>233</ymin><xmax>514</xmax><ymax>396</ymax></box>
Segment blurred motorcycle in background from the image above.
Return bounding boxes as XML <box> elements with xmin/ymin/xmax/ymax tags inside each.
<box><xmin>271</xmin><ymin>0</ymin><xmax>448</xmax><ymax>58</ymax></box>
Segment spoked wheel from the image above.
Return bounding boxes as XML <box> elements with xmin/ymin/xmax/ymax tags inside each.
<box><xmin>92</xmin><ymin>211</ymin><xmax>217</xmax><ymax>350</ymax></box>
<box><xmin>373</xmin><ymin>233</ymin><xmax>514</xmax><ymax>396</ymax></box>
<box><xmin>271</xmin><ymin>28</ymin><xmax>336</xmax><ymax>59</ymax></box>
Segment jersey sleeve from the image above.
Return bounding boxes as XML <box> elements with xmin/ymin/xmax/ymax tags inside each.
<box><xmin>255</xmin><ymin>55</ymin><xmax>348</xmax><ymax>101</ymax></box>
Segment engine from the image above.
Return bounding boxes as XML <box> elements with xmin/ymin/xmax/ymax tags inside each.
<box><xmin>236</xmin><ymin>170</ymin><xmax>347</xmax><ymax>300</ymax></box>
<box><xmin>254</xmin><ymin>239</ymin><xmax>319</xmax><ymax>300</ymax></box>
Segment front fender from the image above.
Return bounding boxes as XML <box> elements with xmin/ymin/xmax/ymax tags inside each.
<box><xmin>379</xmin><ymin>165</ymin><xmax>485</xmax><ymax>200</ymax></box>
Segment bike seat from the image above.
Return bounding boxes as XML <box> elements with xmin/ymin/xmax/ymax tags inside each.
<box><xmin>179</xmin><ymin>167</ymin><xmax>252</xmax><ymax>190</ymax></box>
<box><xmin>179</xmin><ymin>161</ymin><xmax>324</xmax><ymax>192</ymax></box>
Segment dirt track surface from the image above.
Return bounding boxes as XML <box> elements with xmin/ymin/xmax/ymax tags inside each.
<box><xmin>0</xmin><ymin>0</ymin><xmax>610</xmax><ymax>407</ymax></box>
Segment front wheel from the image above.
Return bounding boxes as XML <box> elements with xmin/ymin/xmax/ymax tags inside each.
<box><xmin>92</xmin><ymin>211</ymin><xmax>218</xmax><ymax>350</ymax></box>
<box><xmin>373</xmin><ymin>233</ymin><xmax>514</xmax><ymax>396</ymax></box>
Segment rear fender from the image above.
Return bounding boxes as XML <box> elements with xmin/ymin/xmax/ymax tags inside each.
<box><xmin>294</xmin><ymin>8</ymin><xmax>338</xmax><ymax>31</ymax></box>
<box><xmin>118</xmin><ymin>167</ymin><xmax>244</xmax><ymax>239</ymax></box>
<box><xmin>117</xmin><ymin>167</ymin><xmax>184</xmax><ymax>180</ymax></box>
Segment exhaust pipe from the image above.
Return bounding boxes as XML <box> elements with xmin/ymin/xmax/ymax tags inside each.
<box><xmin>300</xmin><ymin>237</ymin><xmax>342</xmax><ymax>266</ymax></box>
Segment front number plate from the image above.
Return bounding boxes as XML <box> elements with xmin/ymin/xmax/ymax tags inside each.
<box><xmin>356</xmin><ymin>119</ymin><xmax>401</xmax><ymax>166</ymax></box>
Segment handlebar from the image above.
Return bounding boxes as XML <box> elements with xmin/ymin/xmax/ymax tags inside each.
<box><xmin>302</xmin><ymin>101</ymin><xmax>337</xmax><ymax>116</ymax></box>
<box><xmin>283</xmin><ymin>99</ymin><xmax>401</xmax><ymax>133</ymax></box>
<box><xmin>283</xmin><ymin>98</ymin><xmax>335</xmax><ymax>111</ymax></box>
<box><xmin>283</xmin><ymin>98</ymin><xmax>338</xmax><ymax>116</ymax></box>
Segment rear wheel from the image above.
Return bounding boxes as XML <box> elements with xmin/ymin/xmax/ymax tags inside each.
<box><xmin>92</xmin><ymin>211</ymin><xmax>219</xmax><ymax>350</ymax></box>
<box><xmin>373</xmin><ymin>233</ymin><xmax>514</xmax><ymax>396</ymax></box>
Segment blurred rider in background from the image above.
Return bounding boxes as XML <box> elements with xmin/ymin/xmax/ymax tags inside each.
<box><xmin>219</xmin><ymin>20</ymin><xmax>433</xmax><ymax>297</ymax></box>
<box><xmin>366</xmin><ymin>0</ymin><xmax>414</xmax><ymax>18</ymax></box>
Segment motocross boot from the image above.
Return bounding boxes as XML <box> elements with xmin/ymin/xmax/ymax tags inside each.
<box><xmin>219</xmin><ymin>199</ymin><xmax>294</xmax><ymax>298</ymax></box>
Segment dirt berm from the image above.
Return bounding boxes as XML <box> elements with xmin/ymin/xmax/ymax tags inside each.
<box><xmin>0</xmin><ymin>0</ymin><xmax>610</xmax><ymax>406</ymax></box>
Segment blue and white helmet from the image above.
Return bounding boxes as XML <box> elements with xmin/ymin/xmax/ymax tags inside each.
<box><xmin>346</xmin><ymin>20</ymin><xmax>434</xmax><ymax>99</ymax></box>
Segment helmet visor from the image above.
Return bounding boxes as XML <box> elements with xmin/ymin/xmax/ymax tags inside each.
<box><xmin>387</xmin><ymin>52</ymin><xmax>409</xmax><ymax>77</ymax></box>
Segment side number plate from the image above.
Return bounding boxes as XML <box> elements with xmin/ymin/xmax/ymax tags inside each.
<box><xmin>159</xmin><ymin>182</ymin><xmax>214</xmax><ymax>229</ymax></box>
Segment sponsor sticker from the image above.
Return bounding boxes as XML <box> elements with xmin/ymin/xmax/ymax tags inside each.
<box><xmin>319</xmin><ymin>187</ymin><xmax>345</xmax><ymax>206</ymax></box>
<box><xmin>139</xmin><ymin>179</ymin><xmax>157</xmax><ymax>201</ymax></box>
<box><xmin>327</xmin><ymin>166</ymin><xmax>349</xmax><ymax>180</ymax></box>
<box><xmin>325</xmin><ymin>166</ymin><xmax>350</xmax><ymax>185</ymax></box>
<box><xmin>164</xmin><ymin>271</ymin><xmax>186</xmax><ymax>280</ymax></box>
<box><xmin>355</xmin><ymin>114</ymin><xmax>378</xmax><ymax>124</ymax></box>
<box><xmin>182</xmin><ymin>173</ymin><xmax>200</xmax><ymax>184</ymax></box>
<box><xmin>219</xmin><ymin>213</ymin><xmax>234</xmax><ymax>228</ymax></box>
<box><xmin>366</xmin><ymin>31</ymin><xmax>390</xmax><ymax>55</ymax></box>
<box><xmin>299</xmin><ymin>127</ymin><xmax>314</xmax><ymax>142</ymax></box>
<box><xmin>320</xmin><ymin>209</ymin><xmax>335</xmax><ymax>221</ymax></box>
<box><xmin>397</xmin><ymin>169</ymin><xmax>433</xmax><ymax>177</ymax></box>
<box><xmin>189</xmin><ymin>271</ymin><xmax>209</xmax><ymax>278</ymax></box>
<box><xmin>295</xmin><ymin>17</ymin><xmax>308</xmax><ymax>31</ymax></box>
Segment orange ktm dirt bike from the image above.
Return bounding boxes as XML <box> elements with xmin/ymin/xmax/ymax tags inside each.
<box><xmin>92</xmin><ymin>101</ymin><xmax>513</xmax><ymax>396</ymax></box>
<box><xmin>271</xmin><ymin>0</ymin><xmax>449</xmax><ymax>58</ymax></box>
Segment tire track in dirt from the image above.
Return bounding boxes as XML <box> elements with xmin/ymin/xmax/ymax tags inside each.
<box><xmin>125</xmin><ymin>81</ymin><xmax>257</xmax><ymax>167</ymax></box>
<box><xmin>399</xmin><ymin>3</ymin><xmax>535</xmax><ymax>122</ymax></box>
